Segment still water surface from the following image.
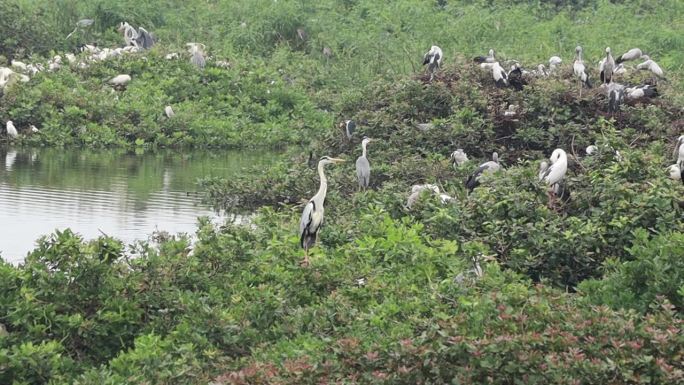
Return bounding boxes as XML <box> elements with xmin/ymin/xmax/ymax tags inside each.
<box><xmin>0</xmin><ymin>147</ymin><xmax>276</xmax><ymax>264</ymax></box>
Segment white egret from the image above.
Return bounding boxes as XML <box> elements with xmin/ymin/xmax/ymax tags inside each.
<box><xmin>539</xmin><ymin>149</ymin><xmax>568</xmax><ymax>199</ymax></box>
<box><xmin>6</xmin><ymin>121</ymin><xmax>18</xmax><ymax>139</ymax></box>
<box><xmin>299</xmin><ymin>156</ymin><xmax>345</xmax><ymax>265</ymax></box>
<box><xmin>355</xmin><ymin>137</ymin><xmax>373</xmax><ymax>190</ymax></box>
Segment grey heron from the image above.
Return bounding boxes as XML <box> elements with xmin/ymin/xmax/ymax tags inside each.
<box><xmin>355</xmin><ymin>137</ymin><xmax>373</xmax><ymax>190</ymax></box>
<box><xmin>465</xmin><ymin>152</ymin><xmax>501</xmax><ymax>191</ymax></box>
<box><xmin>339</xmin><ymin>120</ymin><xmax>356</xmax><ymax>140</ymax></box>
<box><xmin>423</xmin><ymin>45</ymin><xmax>443</xmax><ymax>81</ymax></box>
<box><xmin>573</xmin><ymin>46</ymin><xmax>591</xmax><ymax>96</ymax></box>
<box><xmin>118</xmin><ymin>22</ymin><xmax>139</xmax><ymax>47</ymax></box>
<box><xmin>636</xmin><ymin>55</ymin><xmax>664</xmax><ymax>83</ymax></box>
<box><xmin>473</xmin><ymin>49</ymin><xmax>496</xmax><ymax>64</ymax></box>
<box><xmin>600</xmin><ymin>47</ymin><xmax>615</xmax><ymax>84</ymax></box>
<box><xmin>165</xmin><ymin>106</ymin><xmax>175</xmax><ymax>118</ymax></box>
<box><xmin>299</xmin><ymin>156</ymin><xmax>345</xmax><ymax>265</ymax></box>
<box><xmin>6</xmin><ymin>121</ymin><xmax>18</xmax><ymax>139</ymax></box>
<box><xmin>601</xmin><ymin>82</ymin><xmax>625</xmax><ymax>114</ymax></box>
<box><xmin>135</xmin><ymin>27</ymin><xmax>155</xmax><ymax>49</ymax></box>
<box><xmin>66</xmin><ymin>18</ymin><xmax>94</xmax><ymax>39</ymax></box>
<box><xmin>616</xmin><ymin>48</ymin><xmax>642</xmax><ymax>64</ymax></box>
<box><xmin>540</xmin><ymin>149</ymin><xmax>568</xmax><ymax>207</ymax></box>
<box><xmin>109</xmin><ymin>74</ymin><xmax>131</xmax><ymax>88</ymax></box>
<box><xmin>450</xmin><ymin>149</ymin><xmax>468</xmax><ymax>167</ymax></box>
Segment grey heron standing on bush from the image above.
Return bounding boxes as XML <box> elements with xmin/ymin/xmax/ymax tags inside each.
<box><xmin>539</xmin><ymin>149</ymin><xmax>568</xmax><ymax>207</ymax></box>
<box><xmin>355</xmin><ymin>137</ymin><xmax>373</xmax><ymax>190</ymax></box>
<box><xmin>299</xmin><ymin>156</ymin><xmax>345</xmax><ymax>265</ymax></box>
<box><xmin>573</xmin><ymin>46</ymin><xmax>591</xmax><ymax>96</ymax></box>
<box><xmin>339</xmin><ymin>120</ymin><xmax>356</xmax><ymax>140</ymax></box>
<box><xmin>465</xmin><ymin>152</ymin><xmax>501</xmax><ymax>191</ymax></box>
<box><xmin>423</xmin><ymin>45</ymin><xmax>443</xmax><ymax>81</ymax></box>
<box><xmin>600</xmin><ymin>47</ymin><xmax>615</xmax><ymax>84</ymax></box>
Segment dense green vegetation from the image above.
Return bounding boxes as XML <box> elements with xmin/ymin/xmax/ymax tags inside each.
<box><xmin>1</xmin><ymin>0</ymin><xmax>683</xmax><ymax>384</ymax></box>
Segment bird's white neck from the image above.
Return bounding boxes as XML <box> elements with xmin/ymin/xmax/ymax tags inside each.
<box><xmin>314</xmin><ymin>161</ymin><xmax>328</xmax><ymax>201</ymax></box>
<box><xmin>361</xmin><ymin>142</ymin><xmax>368</xmax><ymax>158</ymax></box>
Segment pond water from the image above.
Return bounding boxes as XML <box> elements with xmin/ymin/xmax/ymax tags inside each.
<box><xmin>0</xmin><ymin>146</ymin><xmax>277</xmax><ymax>264</ymax></box>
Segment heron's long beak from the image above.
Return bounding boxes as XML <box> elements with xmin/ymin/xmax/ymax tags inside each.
<box><xmin>330</xmin><ymin>158</ymin><xmax>345</xmax><ymax>163</ymax></box>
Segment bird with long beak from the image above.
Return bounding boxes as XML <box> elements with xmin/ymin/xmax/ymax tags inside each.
<box><xmin>299</xmin><ymin>156</ymin><xmax>345</xmax><ymax>266</ymax></box>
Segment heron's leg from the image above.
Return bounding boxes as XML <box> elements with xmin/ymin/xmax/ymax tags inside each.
<box><xmin>578</xmin><ymin>79</ymin><xmax>582</xmax><ymax>98</ymax></box>
<box><xmin>300</xmin><ymin>248</ymin><xmax>310</xmax><ymax>267</ymax></box>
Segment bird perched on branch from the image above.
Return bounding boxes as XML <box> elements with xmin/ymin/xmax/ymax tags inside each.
<box><xmin>423</xmin><ymin>45</ymin><xmax>443</xmax><ymax>81</ymax></box>
<box><xmin>573</xmin><ymin>46</ymin><xmax>591</xmax><ymax>96</ymax></box>
<box><xmin>465</xmin><ymin>152</ymin><xmax>501</xmax><ymax>191</ymax></box>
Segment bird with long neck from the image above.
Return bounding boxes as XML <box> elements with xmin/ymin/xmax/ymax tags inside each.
<box><xmin>539</xmin><ymin>149</ymin><xmax>568</xmax><ymax>209</ymax></box>
<box><xmin>299</xmin><ymin>156</ymin><xmax>345</xmax><ymax>266</ymax></box>
<box><xmin>675</xmin><ymin>135</ymin><xmax>684</xmax><ymax>169</ymax></box>
<box><xmin>573</xmin><ymin>46</ymin><xmax>591</xmax><ymax>96</ymax></box>
<box><xmin>601</xmin><ymin>47</ymin><xmax>615</xmax><ymax>84</ymax></box>
<box><xmin>356</xmin><ymin>137</ymin><xmax>372</xmax><ymax>190</ymax></box>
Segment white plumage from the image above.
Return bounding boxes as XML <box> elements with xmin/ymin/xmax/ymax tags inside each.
<box><xmin>423</xmin><ymin>45</ymin><xmax>443</xmax><ymax>80</ymax></box>
<box><xmin>600</xmin><ymin>47</ymin><xmax>615</xmax><ymax>84</ymax></box>
<box><xmin>540</xmin><ymin>148</ymin><xmax>567</xmax><ymax>188</ymax></box>
<box><xmin>615</xmin><ymin>48</ymin><xmax>642</xmax><ymax>64</ymax></box>
<box><xmin>573</xmin><ymin>46</ymin><xmax>591</xmax><ymax>94</ymax></box>
<box><xmin>450</xmin><ymin>149</ymin><xmax>468</xmax><ymax>166</ymax></box>
<box><xmin>6</xmin><ymin>121</ymin><xmax>18</xmax><ymax>139</ymax></box>
<box><xmin>636</xmin><ymin>55</ymin><xmax>664</xmax><ymax>79</ymax></box>
<box><xmin>109</xmin><ymin>74</ymin><xmax>131</xmax><ymax>86</ymax></box>
<box><xmin>549</xmin><ymin>56</ymin><xmax>562</xmax><ymax>72</ymax></box>
<box><xmin>165</xmin><ymin>106</ymin><xmax>175</xmax><ymax>118</ymax></box>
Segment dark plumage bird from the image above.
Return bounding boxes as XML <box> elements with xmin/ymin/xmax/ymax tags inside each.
<box><xmin>507</xmin><ymin>64</ymin><xmax>525</xmax><ymax>91</ymax></box>
<box><xmin>465</xmin><ymin>152</ymin><xmax>501</xmax><ymax>191</ymax></box>
<box><xmin>339</xmin><ymin>119</ymin><xmax>356</xmax><ymax>140</ymax></box>
<box><xmin>135</xmin><ymin>27</ymin><xmax>155</xmax><ymax>49</ymax></box>
<box><xmin>625</xmin><ymin>85</ymin><xmax>658</xmax><ymax>100</ymax></box>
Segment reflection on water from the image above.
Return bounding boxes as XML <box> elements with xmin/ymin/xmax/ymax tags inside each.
<box><xmin>0</xmin><ymin>147</ymin><xmax>276</xmax><ymax>264</ymax></box>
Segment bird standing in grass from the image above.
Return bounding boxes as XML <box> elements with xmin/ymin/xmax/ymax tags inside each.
<box><xmin>355</xmin><ymin>137</ymin><xmax>373</xmax><ymax>190</ymax></box>
<box><xmin>299</xmin><ymin>156</ymin><xmax>345</xmax><ymax>266</ymax></box>
<box><xmin>573</xmin><ymin>46</ymin><xmax>591</xmax><ymax>96</ymax></box>
<box><xmin>539</xmin><ymin>149</ymin><xmax>568</xmax><ymax>208</ymax></box>
<box><xmin>423</xmin><ymin>45</ymin><xmax>443</xmax><ymax>81</ymax></box>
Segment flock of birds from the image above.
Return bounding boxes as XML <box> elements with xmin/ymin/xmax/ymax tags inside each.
<box><xmin>298</xmin><ymin>44</ymin><xmax>680</xmax><ymax>266</ymax></box>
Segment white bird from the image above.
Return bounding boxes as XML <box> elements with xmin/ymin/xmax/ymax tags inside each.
<box><xmin>624</xmin><ymin>85</ymin><xmax>658</xmax><ymax>100</ymax></box>
<box><xmin>473</xmin><ymin>49</ymin><xmax>496</xmax><ymax>64</ymax></box>
<box><xmin>189</xmin><ymin>44</ymin><xmax>206</xmax><ymax>69</ymax></box>
<box><xmin>613</xmin><ymin>63</ymin><xmax>627</xmax><ymax>76</ymax></box>
<box><xmin>118</xmin><ymin>22</ymin><xmax>139</xmax><ymax>47</ymax></box>
<box><xmin>355</xmin><ymin>137</ymin><xmax>372</xmax><ymax>190</ymax></box>
<box><xmin>165</xmin><ymin>52</ymin><xmax>180</xmax><ymax>60</ymax></box>
<box><xmin>481</xmin><ymin>62</ymin><xmax>508</xmax><ymax>87</ymax></box>
<box><xmin>573</xmin><ymin>46</ymin><xmax>591</xmax><ymax>96</ymax></box>
<box><xmin>636</xmin><ymin>55</ymin><xmax>664</xmax><ymax>82</ymax></box>
<box><xmin>465</xmin><ymin>152</ymin><xmax>501</xmax><ymax>191</ymax></box>
<box><xmin>165</xmin><ymin>106</ymin><xmax>175</xmax><ymax>118</ymax></box>
<box><xmin>109</xmin><ymin>74</ymin><xmax>131</xmax><ymax>87</ymax></box>
<box><xmin>423</xmin><ymin>45</ymin><xmax>443</xmax><ymax>81</ymax></box>
<box><xmin>586</xmin><ymin>145</ymin><xmax>598</xmax><ymax>155</ymax></box>
<box><xmin>539</xmin><ymin>149</ymin><xmax>568</xmax><ymax>201</ymax></box>
<box><xmin>675</xmin><ymin>135</ymin><xmax>684</xmax><ymax>167</ymax></box>
<box><xmin>668</xmin><ymin>164</ymin><xmax>682</xmax><ymax>183</ymax></box>
<box><xmin>407</xmin><ymin>184</ymin><xmax>441</xmax><ymax>209</ymax></box>
<box><xmin>30</xmin><ymin>125</ymin><xmax>39</xmax><ymax>133</ymax></box>
<box><xmin>503</xmin><ymin>104</ymin><xmax>518</xmax><ymax>117</ymax></box>
<box><xmin>535</xmin><ymin>64</ymin><xmax>549</xmax><ymax>77</ymax></box>
<box><xmin>411</xmin><ymin>184</ymin><xmax>440</xmax><ymax>194</ymax></box>
<box><xmin>65</xmin><ymin>53</ymin><xmax>76</xmax><ymax>64</ymax></box>
<box><xmin>615</xmin><ymin>48</ymin><xmax>642</xmax><ymax>64</ymax></box>
<box><xmin>450</xmin><ymin>149</ymin><xmax>468</xmax><ymax>167</ymax></box>
<box><xmin>549</xmin><ymin>56</ymin><xmax>562</xmax><ymax>72</ymax></box>
<box><xmin>6</xmin><ymin>121</ymin><xmax>18</xmax><ymax>139</ymax></box>
<box><xmin>538</xmin><ymin>161</ymin><xmax>550</xmax><ymax>181</ymax></box>
<box><xmin>600</xmin><ymin>47</ymin><xmax>615</xmax><ymax>84</ymax></box>
<box><xmin>299</xmin><ymin>156</ymin><xmax>345</xmax><ymax>265</ymax></box>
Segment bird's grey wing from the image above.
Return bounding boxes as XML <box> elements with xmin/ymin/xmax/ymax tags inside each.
<box><xmin>299</xmin><ymin>201</ymin><xmax>315</xmax><ymax>237</ymax></box>
<box><xmin>356</xmin><ymin>157</ymin><xmax>370</xmax><ymax>184</ymax></box>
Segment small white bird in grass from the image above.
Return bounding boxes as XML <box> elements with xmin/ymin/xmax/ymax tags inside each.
<box><xmin>539</xmin><ymin>149</ymin><xmax>568</xmax><ymax>207</ymax></box>
<box><xmin>636</xmin><ymin>55</ymin><xmax>664</xmax><ymax>83</ymax></box>
<box><xmin>299</xmin><ymin>156</ymin><xmax>345</xmax><ymax>266</ymax></box>
<box><xmin>30</xmin><ymin>125</ymin><xmax>39</xmax><ymax>133</ymax></box>
<box><xmin>355</xmin><ymin>137</ymin><xmax>373</xmax><ymax>190</ymax></box>
<box><xmin>422</xmin><ymin>45</ymin><xmax>443</xmax><ymax>81</ymax></box>
<box><xmin>573</xmin><ymin>46</ymin><xmax>591</xmax><ymax>96</ymax></box>
<box><xmin>165</xmin><ymin>106</ymin><xmax>175</xmax><ymax>118</ymax></box>
<box><xmin>450</xmin><ymin>149</ymin><xmax>468</xmax><ymax>167</ymax></box>
<box><xmin>586</xmin><ymin>145</ymin><xmax>598</xmax><ymax>155</ymax></box>
<box><xmin>6</xmin><ymin>121</ymin><xmax>18</xmax><ymax>139</ymax></box>
<box><xmin>473</xmin><ymin>49</ymin><xmax>496</xmax><ymax>64</ymax></box>
<box><xmin>616</xmin><ymin>48</ymin><xmax>643</xmax><ymax>64</ymax></box>
<box><xmin>109</xmin><ymin>74</ymin><xmax>131</xmax><ymax>87</ymax></box>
